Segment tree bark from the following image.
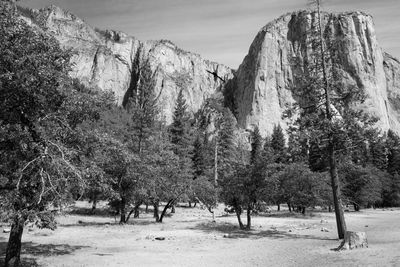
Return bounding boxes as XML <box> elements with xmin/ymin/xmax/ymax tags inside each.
<box><xmin>316</xmin><ymin>0</ymin><xmax>347</xmax><ymax>240</ymax></box>
<box><xmin>153</xmin><ymin>202</ymin><xmax>160</xmax><ymax>222</ymax></box>
<box><xmin>5</xmin><ymin>214</ymin><xmax>25</xmax><ymax>267</ymax></box>
<box><xmin>235</xmin><ymin>207</ymin><xmax>244</xmax><ymax>230</ymax></box>
<box><xmin>288</xmin><ymin>203</ymin><xmax>292</xmax><ymax>212</ymax></box>
<box><xmin>214</xmin><ymin>139</ymin><xmax>218</xmax><ymax>186</ymax></box>
<box><xmin>91</xmin><ymin>195</ymin><xmax>97</xmax><ymax>213</ymax></box>
<box><xmin>329</xmin><ymin>148</ymin><xmax>347</xmax><ymax>239</ymax></box>
<box><xmin>133</xmin><ymin>201</ymin><xmax>142</xmax><ymax>218</ymax></box>
<box><xmin>170</xmin><ymin>204</ymin><xmax>176</xmax><ymax>213</ymax></box>
<box><xmin>301</xmin><ymin>207</ymin><xmax>306</xmax><ymax>215</ymax></box>
<box><xmin>159</xmin><ymin>199</ymin><xmax>174</xmax><ymax>223</ymax></box>
<box><xmin>354</xmin><ymin>204</ymin><xmax>360</xmax><ymax>212</ymax></box>
<box><xmin>119</xmin><ymin>197</ymin><xmax>126</xmax><ymax>224</ymax></box>
<box><xmin>277</xmin><ymin>203</ymin><xmax>280</xmax><ymax>212</ymax></box>
<box><xmin>246</xmin><ymin>204</ymin><xmax>252</xmax><ymax>230</ymax></box>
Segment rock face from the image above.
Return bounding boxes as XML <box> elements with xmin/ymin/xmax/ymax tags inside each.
<box><xmin>234</xmin><ymin>11</ymin><xmax>400</xmax><ymax>136</ymax></box>
<box><xmin>384</xmin><ymin>53</ymin><xmax>400</xmax><ymax>134</ymax></box>
<box><xmin>20</xmin><ymin>6</ymin><xmax>400</xmax><ymax>135</ymax></box>
<box><xmin>20</xmin><ymin>5</ymin><xmax>232</xmax><ymax>123</ymax></box>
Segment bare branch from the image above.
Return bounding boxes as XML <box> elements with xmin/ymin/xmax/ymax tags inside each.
<box><xmin>17</xmin><ymin>156</ymin><xmax>41</xmax><ymax>190</ymax></box>
<box><xmin>37</xmin><ymin>168</ymin><xmax>45</xmax><ymax>205</ymax></box>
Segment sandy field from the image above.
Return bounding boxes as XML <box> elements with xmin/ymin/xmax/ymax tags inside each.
<box><xmin>1</xmin><ymin>202</ymin><xmax>400</xmax><ymax>267</ymax></box>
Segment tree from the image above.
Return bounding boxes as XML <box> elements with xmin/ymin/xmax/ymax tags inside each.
<box><xmin>387</xmin><ymin>130</ymin><xmax>400</xmax><ymax>175</ymax></box>
<box><xmin>192</xmin><ymin>134</ymin><xmax>207</xmax><ymax>179</ymax></box>
<box><xmin>243</xmin><ymin>126</ymin><xmax>265</xmax><ymax>229</ymax></box>
<box><xmin>126</xmin><ymin>60</ymin><xmax>158</xmax><ymax>154</ymax></box>
<box><xmin>270</xmin><ymin>124</ymin><xmax>286</xmax><ymax>163</ymax></box>
<box><xmin>0</xmin><ymin>2</ymin><xmax>110</xmax><ymax>264</ymax></box>
<box><xmin>285</xmin><ymin>0</ymin><xmax>384</xmax><ymax>239</ymax></box>
<box><xmin>145</xmin><ymin>127</ymin><xmax>191</xmax><ymax>222</ymax></box>
<box><xmin>170</xmin><ymin>89</ymin><xmax>191</xmax><ymax>155</ymax></box>
<box><xmin>250</xmin><ymin>126</ymin><xmax>263</xmax><ymax>164</ymax></box>
<box><xmin>274</xmin><ymin>163</ymin><xmax>329</xmax><ymax>214</ymax></box>
<box><xmin>169</xmin><ymin>89</ymin><xmax>193</xmax><ymax>213</ymax></box>
<box><xmin>339</xmin><ymin>162</ymin><xmax>385</xmax><ymax>211</ymax></box>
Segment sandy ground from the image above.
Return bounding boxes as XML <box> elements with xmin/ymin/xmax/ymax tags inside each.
<box><xmin>1</xmin><ymin>203</ymin><xmax>400</xmax><ymax>267</ymax></box>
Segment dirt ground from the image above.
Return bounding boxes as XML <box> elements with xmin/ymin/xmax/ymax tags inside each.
<box><xmin>1</xmin><ymin>202</ymin><xmax>400</xmax><ymax>267</ymax></box>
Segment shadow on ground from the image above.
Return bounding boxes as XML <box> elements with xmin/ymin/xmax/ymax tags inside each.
<box><xmin>0</xmin><ymin>237</ymin><xmax>88</xmax><ymax>267</ymax></box>
<box><xmin>190</xmin><ymin>221</ymin><xmax>337</xmax><ymax>241</ymax></box>
<box><xmin>61</xmin><ymin>218</ymin><xmax>156</xmax><ymax>228</ymax></box>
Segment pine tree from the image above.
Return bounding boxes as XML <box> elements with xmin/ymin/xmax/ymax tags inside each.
<box><xmin>387</xmin><ymin>130</ymin><xmax>400</xmax><ymax>175</ymax></box>
<box><xmin>217</xmin><ymin>108</ymin><xmax>237</xmax><ymax>179</ymax></box>
<box><xmin>170</xmin><ymin>89</ymin><xmax>191</xmax><ymax>156</ymax></box>
<box><xmin>126</xmin><ymin>60</ymin><xmax>158</xmax><ymax>154</ymax></box>
<box><xmin>369</xmin><ymin>133</ymin><xmax>388</xmax><ymax>171</ymax></box>
<box><xmin>250</xmin><ymin>126</ymin><xmax>263</xmax><ymax>164</ymax></box>
<box><xmin>192</xmin><ymin>134</ymin><xmax>207</xmax><ymax>178</ymax></box>
<box><xmin>271</xmin><ymin>124</ymin><xmax>286</xmax><ymax>163</ymax></box>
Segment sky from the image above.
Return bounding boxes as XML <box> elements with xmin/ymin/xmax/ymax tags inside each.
<box><xmin>20</xmin><ymin>0</ymin><xmax>400</xmax><ymax>68</ymax></box>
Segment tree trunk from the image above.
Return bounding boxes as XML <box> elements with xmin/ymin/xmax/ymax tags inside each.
<box><xmin>5</xmin><ymin>214</ymin><xmax>25</xmax><ymax>267</ymax></box>
<box><xmin>316</xmin><ymin>0</ymin><xmax>347</xmax><ymax>240</ymax></box>
<box><xmin>207</xmin><ymin>206</ymin><xmax>216</xmax><ymax>222</ymax></box>
<box><xmin>301</xmin><ymin>207</ymin><xmax>306</xmax><ymax>215</ymax></box>
<box><xmin>246</xmin><ymin>204</ymin><xmax>252</xmax><ymax>230</ymax></box>
<box><xmin>235</xmin><ymin>207</ymin><xmax>244</xmax><ymax>230</ymax></box>
<box><xmin>328</xmin><ymin>205</ymin><xmax>332</xmax><ymax>212</ymax></box>
<box><xmin>91</xmin><ymin>195</ymin><xmax>97</xmax><ymax>213</ymax></box>
<box><xmin>277</xmin><ymin>203</ymin><xmax>280</xmax><ymax>212</ymax></box>
<box><xmin>288</xmin><ymin>203</ymin><xmax>292</xmax><ymax>212</ymax></box>
<box><xmin>153</xmin><ymin>202</ymin><xmax>160</xmax><ymax>222</ymax></box>
<box><xmin>171</xmin><ymin>204</ymin><xmax>176</xmax><ymax>213</ymax></box>
<box><xmin>119</xmin><ymin>197</ymin><xmax>126</xmax><ymax>224</ymax></box>
<box><xmin>354</xmin><ymin>204</ymin><xmax>360</xmax><ymax>212</ymax></box>
<box><xmin>188</xmin><ymin>201</ymin><xmax>192</xmax><ymax>208</ymax></box>
<box><xmin>134</xmin><ymin>201</ymin><xmax>142</xmax><ymax>218</ymax></box>
<box><xmin>193</xmin><ymin>202</ymin><xmax>197</xmax><ymax>208</ymax></box>
<box><xmin>337</xmin><ymin>231</ymin><xmax>368</xmax><ymax>250</ymax></box>
<box><xmin>145</xmin><ymin>203</ymin><xmax>149</xmax><ymax>213</ymax></box>
<box><xmin>159</xmin><ymin>199</ymin><xmax>174</xmax><ymax>223</ymax></box>
<box><xmin>125</xmin><ymin>209</ymin><xmax>134</xmax><ymax>223</ymax></box>
<box><xmin>329</xmin><ymin>147</ymin><xmax>347</xmax><ymax>239</ymax></box>
<box><xmin>214</xmin><ymin>139</ymin><xmax>218</xmax><ymax>186</ymax></box>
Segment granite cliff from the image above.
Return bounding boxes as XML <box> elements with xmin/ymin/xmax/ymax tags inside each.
<box><xmin>234</xmin><ymin>10</ymin><xmax>400</xmax><ymax>136</ymax></box>
<box><xmin>19</xmin><ymin>6</ymin><xmax>400</xmax><ymax>136</ymax></box>
<box><xmin>19</xmin><ymin>5</ymin><xmax>232</xmax><ymax>124</ymax></box>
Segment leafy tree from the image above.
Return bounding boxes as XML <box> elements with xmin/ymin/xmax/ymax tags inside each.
<box><xmin>274</xmin><ymin>163</ymin><xmax>329</xmax><ymax>214</ymax></box>
<box><xmin>339</xmin><ymin>162</ymin><xmax>385</xmax><ymax>211</ymax></box>
<box><xmin>0</xmin><ymin>2</ymin><xmax>111</xmax><ymax>264</ymax></box>
<box><xmin>192</xmin><ymin>175</ymin><xmax>219</xmax><ymax>220</ymax></box>
<box><xmin>145</xmin><ymin>128</ymin><xmax>192</xmax><ymax>222</ymax></box>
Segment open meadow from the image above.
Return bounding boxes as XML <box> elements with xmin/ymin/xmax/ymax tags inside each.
<box><xmin>1</xmin><ymin>202</ymin><xmax>400</xmax><ymax>267</ymax></box>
